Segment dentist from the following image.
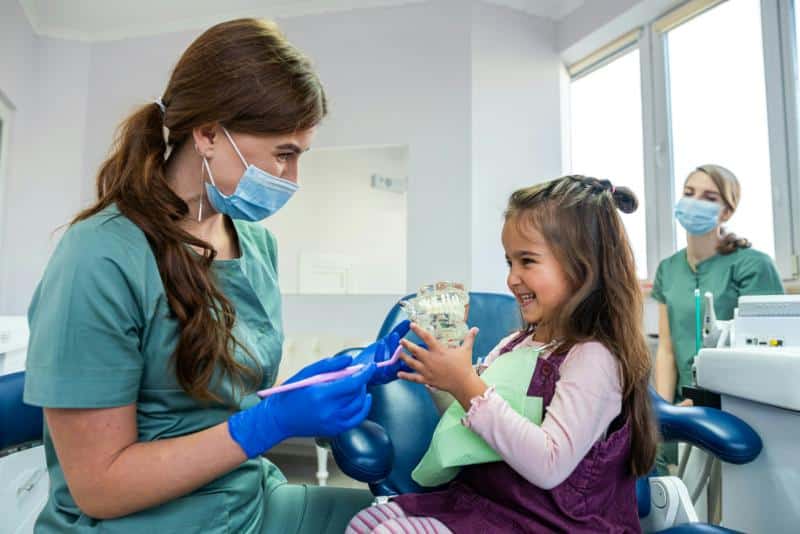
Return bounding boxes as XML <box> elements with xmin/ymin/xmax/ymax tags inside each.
<box><xmin>23</xmin><ymin>18</ymin><xmax>404</xmax><ymax>533</ymax></box>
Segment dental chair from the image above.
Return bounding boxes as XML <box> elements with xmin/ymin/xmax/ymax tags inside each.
<box><xmin>329</xmin><ymin>293</ymin><xmax>763</xmax><ymax>533</ymax></box>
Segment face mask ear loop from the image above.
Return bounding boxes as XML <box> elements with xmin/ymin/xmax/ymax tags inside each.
<box><xmin>202</xmin><ymin>157</ymin><xmax>218</xmax><ymax>187</ymax></box>
<box><xmin>201</xmin><ymin>156</ymin><xmax>222</xmax><ymax>221</ymax></box>
<box><xmin>222</xmin><ymin>127</ymin><xmax>249</xmax><ymax>169</ymax></box>
<box><xmin>198</xmin><ymin>159</ymin><xmax>205</xmax><ymax>223</ymax></box>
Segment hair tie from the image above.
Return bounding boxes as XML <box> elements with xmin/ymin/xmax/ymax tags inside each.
<box><xmin>154</xmin><ymin>97</ymin><xmax>172</xmax><ymax>161</ymax></box>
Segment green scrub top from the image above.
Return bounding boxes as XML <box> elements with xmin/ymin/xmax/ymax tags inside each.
<box><xmin>23</xmin><ymin>205</ymin><xmax>288</xmax><ymax>533</ymax></box>
<box><xmin>651</xmin><ymin>247</ymin><xmax>784</xmax><ymax>400</ymax></box>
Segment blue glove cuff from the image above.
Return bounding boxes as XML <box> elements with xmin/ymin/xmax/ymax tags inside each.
<box><xmin>228</xmin><ymin>403</ymin><xmax>285</xmax><ymax>459</ymax></box>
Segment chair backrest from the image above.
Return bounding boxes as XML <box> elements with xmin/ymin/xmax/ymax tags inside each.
<box><xmin>369</xmin><ymin>292</ymin><xmax>521</xmax><ymax>495</ymax></box>
<box><xmin>0</xmin><ymin>371</ymin><xmax>43</xmax><ymax>453</ymax></box>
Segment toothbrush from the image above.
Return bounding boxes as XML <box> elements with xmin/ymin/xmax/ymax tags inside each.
<box><xmin>256</xmin><ymin>345</ymin><xmax>404</xmax><ymax>398</ymax></box>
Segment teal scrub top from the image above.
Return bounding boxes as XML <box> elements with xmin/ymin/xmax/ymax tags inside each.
<box><xmin>651</xmin><ymin>247</ymin><xmax>784</xmax><ymax>399</ymax></box>
<box><xmin>24</xmin><ymin>205</ymin><xmax>287</xmax><ymax>533</ymax></box>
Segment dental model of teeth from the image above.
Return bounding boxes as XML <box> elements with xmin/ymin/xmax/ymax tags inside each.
<box><xmin>400</xmin><ymin>282</ymin><xmax>470</xmax><ymax>347</ymax></box>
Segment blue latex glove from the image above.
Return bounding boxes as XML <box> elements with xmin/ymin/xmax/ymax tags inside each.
<box><xmin>228</xmin><ymin>355</ymin><xmax>376</xmax><ymax>458</ymax></box>
<box><xmin>354</xmin><ymin>320</ymin><xmax>412</xmax><ymax>385</ymax></box>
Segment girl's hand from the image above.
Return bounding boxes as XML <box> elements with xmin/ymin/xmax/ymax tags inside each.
<box><xmin>397</xmin><ymin>323</ymin><xmax>487</xmax><ymax>410</ymax></box>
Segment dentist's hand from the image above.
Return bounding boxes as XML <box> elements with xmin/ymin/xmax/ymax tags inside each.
<box><xmin>228</xmin><ymin>355</ymin><xmax>376</xmax><ymax>458</ymax></box>
<box><xmin>354</xmin><ymin>320</ymin><xmax>412</xmax><ymax>385</ymax></box>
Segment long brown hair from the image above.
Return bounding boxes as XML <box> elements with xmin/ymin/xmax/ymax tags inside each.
<box><xmin>73</xmin><ymin>19</ymin><xmax>327</xmax><ymax>403</ymax></box>
<box><xmin>691</xmin><ymin>164</ymin><xmax>750</xmax><ymax>254</ymax></box>
<box><xmin>505</xmin><ymin>176</ymin><xmax>657</xmax><ymax>476</ymax></box>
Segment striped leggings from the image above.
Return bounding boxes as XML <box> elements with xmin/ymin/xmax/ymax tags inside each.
<box><xmin>345</xmin><ymin>501</ymin><xmax>453</xmax><ymax>534</ymax></box>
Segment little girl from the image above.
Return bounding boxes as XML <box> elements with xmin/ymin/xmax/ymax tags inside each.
<box><xmin>346</xmin><ymin>176</ymin><xmax>658</xmax><ymax>533</ymax></box>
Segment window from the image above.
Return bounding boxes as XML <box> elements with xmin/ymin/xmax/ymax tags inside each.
<box><xmin>569</xmin><ymin>48</ymin><xmax>648</xmax><ymax>279</ymax></box>
<box><xmin>665</xmin><ymin>0</ymin><xmax>774</xmax><ymax>257</ymax></box>
<box><xmin>566</xmin><ymin>0</ymin><xmax>798</xmax><ymax>280</ymax></box>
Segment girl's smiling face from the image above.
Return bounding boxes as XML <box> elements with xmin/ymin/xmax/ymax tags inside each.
<box><xmin>502</xmin><ymin>216</ymin><xmax>572</xmax><ymax>333</ymax></box>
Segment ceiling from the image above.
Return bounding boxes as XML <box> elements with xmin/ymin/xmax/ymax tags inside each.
<box><xmin>19</xmin><ymin>0</ymin><xmax>585</xmax><ymax>42</ymax></box>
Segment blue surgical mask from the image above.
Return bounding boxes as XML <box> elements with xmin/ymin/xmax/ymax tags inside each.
<box><xmin>674</xmin><ymin>197</ymin><xmax>721</xmax><ymax>235</ymax></box>
<box><xmin>202</xmin><ymin>128</ymin><xmax>298</xmax><ymax>222</ymax></box>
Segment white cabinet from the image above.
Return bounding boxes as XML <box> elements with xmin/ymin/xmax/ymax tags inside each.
<box><xmin>0</xmin><ymin>446</ymin><xmax>47</xmax><ymax>534</ymax></box>
<box><xmin>0</xmin><ymin>316</ymin><xmax>47</xmax><ymax>534</ymax></box>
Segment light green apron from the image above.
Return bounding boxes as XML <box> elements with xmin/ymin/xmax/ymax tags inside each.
<box><xmin>412</xmin><ymin>345</ymin><xmax>544</xmax><ymax>487</ymax></box>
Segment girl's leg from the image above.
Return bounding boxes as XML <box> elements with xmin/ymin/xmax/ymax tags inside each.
<box><xmin>347</xmin><ymin>502</ymin><xmax>452</xmax><ymax>534</ymax></box>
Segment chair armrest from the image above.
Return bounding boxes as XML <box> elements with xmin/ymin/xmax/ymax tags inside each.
<box><xmin>650</xmin><ymin>388</ymin><xmax>762</xmax><ymax>464</ymax></box>
<box><xmin>330</xmin><ymin>420</ymin><xmax>394</xmax><ymax>484</ymax></box>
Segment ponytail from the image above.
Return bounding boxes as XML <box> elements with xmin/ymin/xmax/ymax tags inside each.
<box><xmin>717</xmin><ymin>228</ymin><xmax>751</xmax><ymax>255</ymax></box>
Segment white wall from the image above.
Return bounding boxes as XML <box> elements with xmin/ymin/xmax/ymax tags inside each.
<box><xmin>0</xmin><ymin>2</ymin><xmax>37</xmax><ymax>99</ymax></box>
<box><xmin>470</xmin><ymin>1</ymin><xmax>563</xmax><ymax>294</ymax></box>
<box><xmin>280</xmin><ymin>0</ymin><xmax>474</xmax><ymax>292</ymax></box>
<box><xmin>1</xmin><ymin>0</ymin><xmax>570</xmax><ymax>342</ymax></box>
<box><xmin>0</xmin><ymin>2</ymin><xmax>91</xmax><ymax>315</ymax></box>
<box><xmin>80</xmin><ymin>32</ymin><xmax>194</xmax><ymax>205</ymax></box>
<box><xmin>264</xmin><ymin>145</ymin><xmax>408</xmax><ymax>295</ymax></box>
<box><xmin>0</xmin><ymin>0</ymin><xmax>36</xmax><ymax>314</ymax></box>
<box><xmin>557</xmin><ymin>0</ymin><xmax>644</xmax><ymax>54</ymax></box>
<box><xmin>277</xmin><ymin>0</ymin><xmax>474</xmax><ymax>347</ymax></box>
<box><xmin>557</xmin><ymin>0</ymin><xmax>682</xmax><ymax>61</ymax></box>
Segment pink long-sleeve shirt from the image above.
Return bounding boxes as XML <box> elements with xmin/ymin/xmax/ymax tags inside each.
<box><xmin>463</xmin><ymin>333</ymin><xmax>623</xmax><ymax>490</ymax></box>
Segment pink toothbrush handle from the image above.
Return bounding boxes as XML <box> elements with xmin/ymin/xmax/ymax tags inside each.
<box><xmin>255</xmin><ymin>346</ymin><xmax>404</xmax><ymax>398</ymax></box>
<box><xmin>378</xmin><ymin>346</ymin><xmax>404</xmax><ymax>368</ymax></box>
<box><xmin>257</xmin><ymin>365</ymin><xmax>364</xmax><ymax>398</ymax></box>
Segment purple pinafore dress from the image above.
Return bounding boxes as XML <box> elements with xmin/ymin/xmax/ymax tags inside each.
<box><xmin>392</xmin><ymin>333</ymin><xmax>641</xmax><ymax>533</ymax></box>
